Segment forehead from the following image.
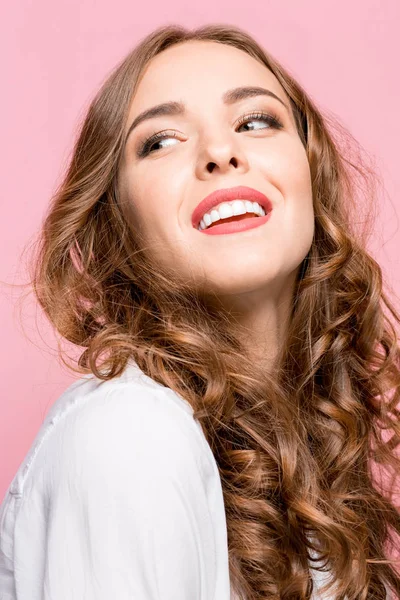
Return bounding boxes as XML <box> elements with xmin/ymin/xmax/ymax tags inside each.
<box><xmin>130</xmin><ymin>40</ymin><xmax>288</xmax><ymax>111</ymax></box>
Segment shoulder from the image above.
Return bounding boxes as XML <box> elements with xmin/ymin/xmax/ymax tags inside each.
<box><xmin>38</xmin><ymin>378</ymin><xmax>209</xmax><ymax>501</ymax></box>
<box><xmin>1</xmin><ymin>362</ymin><xmax>227</xmax><ymax>600</ymax></box>
<box><xmin>13</xmin><ymin>360</ymin><xmax>216</xmax><ymax>498</ymax></box>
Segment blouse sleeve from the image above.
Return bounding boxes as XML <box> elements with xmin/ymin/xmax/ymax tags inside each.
<box><xmin>15</xmin><ymin>384</ymin><xmax>217</xmax><ymax>600</ymax></box>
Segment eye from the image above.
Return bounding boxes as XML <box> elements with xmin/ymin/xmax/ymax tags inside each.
<box><xmin>136</xmin><ymin>130</ymin><xmax>180</xmax><ymax>158</ymax></box>
<box><xmin>235</xmin><ymin>110</ymin><xmax>284</xmax><ymax>133</ymax></box>
<box><xmin>136</xmin><ymin>110</ymin><xmax>284</xmax><ymax>158</ymax></box>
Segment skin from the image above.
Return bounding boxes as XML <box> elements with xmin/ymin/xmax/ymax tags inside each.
<box><xmin>119</xmin><ymin>40</ymin><xmax>315</xmax><ymax>369</ymax></box>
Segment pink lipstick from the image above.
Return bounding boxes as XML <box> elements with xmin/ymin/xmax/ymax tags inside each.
<box><xmin>192</xmin><ymin>185</ymin><xmax>273</xmax><ymax>236</ymax></box>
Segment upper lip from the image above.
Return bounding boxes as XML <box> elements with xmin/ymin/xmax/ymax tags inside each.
<box><xmin>191</xmin><ymin>185</ymin><xmax>273</xmax><ymax>229</ymax></box>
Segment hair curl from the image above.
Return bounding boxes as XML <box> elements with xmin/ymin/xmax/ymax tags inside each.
<box><xmin>21</xmin><ymin>24</ymin><xmax>400</xmax><ymax>599</ymax></box>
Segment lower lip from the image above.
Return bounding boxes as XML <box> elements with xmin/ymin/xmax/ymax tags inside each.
<box><xmin>199</xmin><ymin>211</ymin><xmax>272</xmax><ymax>235</ymax></box>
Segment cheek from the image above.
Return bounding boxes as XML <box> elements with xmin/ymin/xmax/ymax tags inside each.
<box><xmin>268</xmin><ymin>140</ymin><xmax>314</xmax><ymax>247</ymax></box>
<box><xmin>275</xmin><ymin>141</ymin><xmax>313</xmax><ymax>216</ymax></box>
<box><xmin>288</xmin><ymin>146</ymin><xmax>312</xmax><ymax>201</ymax></box>
<box><xmin>125</xmin><ymin>175</ymin><xmax>166</xmax><ymax>232</ymax></box>
<box><xmin>285</xmin><ymin>150</ymin><xmax>314</xmax><ymax>239</ymax></box>
<box><xmin>131</xmin><ymin>161</ymin><xmax>190</xmax><ymax>230</ymax></box>
<box><xmin>253</xmin><ymin>136</ymin><xmax>312</xmax><ymax>201</ymax></box>
<box><xmin>274</xmin><ymin>138</ymin><xmax>310</xmax><ymax>189</ymax></box>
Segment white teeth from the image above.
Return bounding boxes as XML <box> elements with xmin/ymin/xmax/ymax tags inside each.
<box><xmin>210</xmin><ymin>209</ymin><xmax>220</xmax><ymax>223</ymax></box>
<box><xmin>198</xmin><ymin>200</ymin><xmax>266</xmax><ymax>231</ymax></box>
<box><xmin>232</xmin><ymin>200</ymin><xmax>247</xmax><ymax>216</ymax></box>
<box><xmin>253</xmin><ymin>201</ymin><xmax>263</xmax><ymax>216</ymax></box>
<box><xmin>218</xmin><ymin>203</ymin><xmax>234</xmax><ymax>219</ymax></box>
<box><xmin>203</xmin><ymin>213</ymin><xmax>212</xmax><ymax>227</ymax></box>
<box><xmin>245</xmin><ymin>200</ymin><xmax>254</xmax><ymax>213</ymax></box>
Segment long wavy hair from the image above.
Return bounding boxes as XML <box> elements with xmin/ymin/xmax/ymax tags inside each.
<box><xmin>22</xmin><ymin>24</ymin><xmax>400</xmax><ymax>599</ymax></box>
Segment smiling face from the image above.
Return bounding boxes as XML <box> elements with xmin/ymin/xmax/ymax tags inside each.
<box><xmin>119</xmin><ymin>40</ymin><xmax>314</xmax><ymax>305</ymax></box>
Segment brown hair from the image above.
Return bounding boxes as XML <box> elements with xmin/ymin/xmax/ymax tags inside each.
<box><xmin>22</xmin><ymin>24</ymin><xmax>400</xmax><ymax>599</ymax></box>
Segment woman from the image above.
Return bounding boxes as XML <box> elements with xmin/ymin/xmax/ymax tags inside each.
<box><xmin>1</xmin><ymin>23</ymin><xmax>399</xmax><ymax>600</ymax></box>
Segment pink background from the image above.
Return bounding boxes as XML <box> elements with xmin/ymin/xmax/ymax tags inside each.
<box><xmin>1</xmin><ymin>1</ymin><xmax>399</xmax><ymax>500</ymax></box>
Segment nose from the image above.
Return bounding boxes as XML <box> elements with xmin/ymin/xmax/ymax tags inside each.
<box><xmin>195</xmin><ymin>131</ymin><xmax>250</xmax><ymax>179</ymax></box>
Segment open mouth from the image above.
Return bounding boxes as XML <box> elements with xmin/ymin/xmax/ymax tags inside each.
<box><xmin>199</xmin><ymin>209</ymin><xmax>272</xmax><ymax>236</ymax></box>
<box><xmin>203</xmin><ymin>212</ymin><xmax>260</xmax><ymax>230</ymax></box>
<box><xmin>192</xmin><ymin>186</ymin><xmax>273</xmax><ymax>231</ymax></box>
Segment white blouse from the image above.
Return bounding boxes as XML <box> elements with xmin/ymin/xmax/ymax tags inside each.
<box><xmin>0</xmin><ymin>358</ymin><xmax>382</xmax><ymax>599</ymax></box>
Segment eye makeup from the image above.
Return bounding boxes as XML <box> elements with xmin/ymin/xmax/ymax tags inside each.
<box><xmin>135</xmin><ymin>108</ymin><xmax>285</xmax><ymax>158</ymax></box>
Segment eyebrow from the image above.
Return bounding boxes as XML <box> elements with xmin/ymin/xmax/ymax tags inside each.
<box><xmin>124</xmin><ymin>86</ymin><xmax>289</xmax><ymax>145</ymax></box>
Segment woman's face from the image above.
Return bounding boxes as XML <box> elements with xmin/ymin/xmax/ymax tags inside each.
<box><xmin>119</xmin><ymin>40</ymin><xmax>314</xmax><ymax>301</ymax></box>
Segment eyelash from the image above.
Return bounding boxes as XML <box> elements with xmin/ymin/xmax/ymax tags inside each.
<box><xmin>136</xmin><ymin>110</ymin><xmax>284</xmax><ymax>158</ymax></box>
